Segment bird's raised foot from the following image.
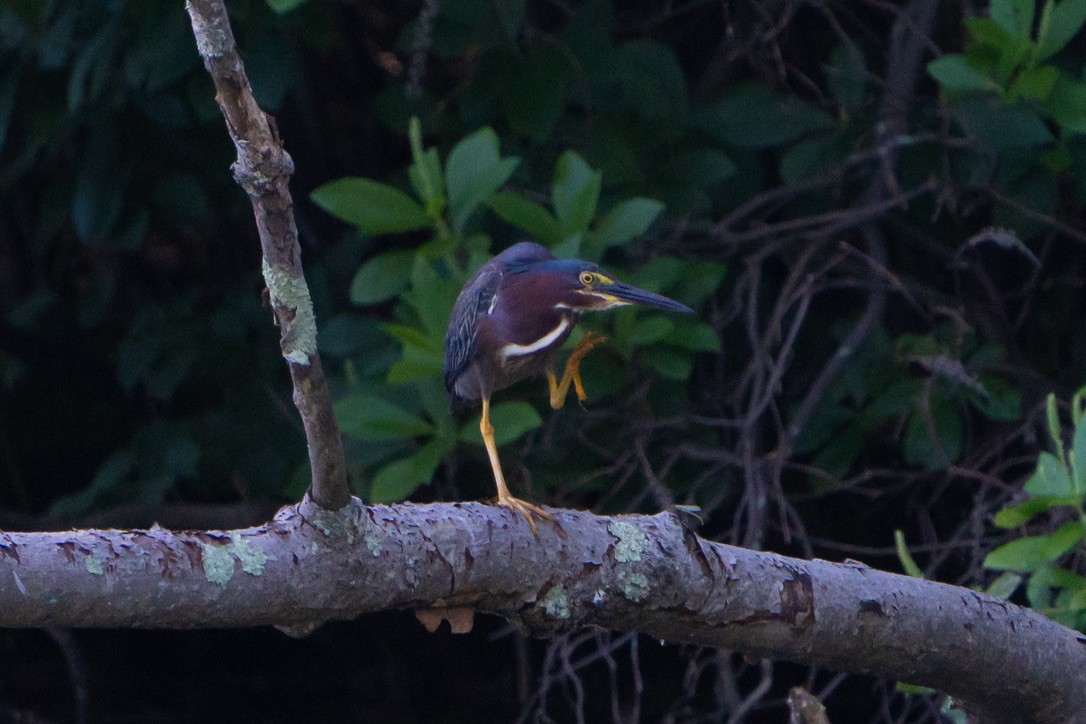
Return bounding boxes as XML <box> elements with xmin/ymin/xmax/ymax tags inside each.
<box><xmin>549</xmin><ymin>331</ymin><xmax>609</xmax><ymax>409</ymax></box>
<box><xmin>569</xmin><ymin>331</ymin><xmax>607</xmax><ymax>402</ymax></box>
<box><xmin>496</xmin><ymin>493</ymin><xmax>554</xmax><ymax>535</ymax></box>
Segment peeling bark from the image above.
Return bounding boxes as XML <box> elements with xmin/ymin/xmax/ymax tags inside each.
<box><xmin>0</xmin><ymin>500</ymin><xmax>1082</xmax><ymax>723</ymax></box>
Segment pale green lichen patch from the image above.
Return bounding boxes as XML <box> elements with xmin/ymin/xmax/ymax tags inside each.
<box><xmin>609</xmin><ymin>521</ymin><xmax>648</xmax><ymax>563</ymax></box>
<box><xmin>229</xmin><ymin>533</ymin><xmax>268</xmax><ymax>575</ymax></box>
<box><xmin>308</xmin><ymin>501</ymin><xmax>362</xmax><ymax>544</ymax></box>
<box><xmin>539</xmin><ymin>584</ymin><xmax>571</xmax><ymax>619</ymax></box>
<box><xmin>363</xmin><ymin>529</ymin><xmax>382</xmax><ymax>557</ymax></box>
<box><xmin>83</xmin><ymin>552</ymin><xmax>104</xmax><ymax>576</ymax></box>
<box><xmin>619</xmin><ymin>572</ymin><xmax>650</xmax><ymax>602</ymax></box>
<box><xmin>261</xmin><ymin>258</ymin><xmax>317</xmax><ymax>365</ymax></box>
<box><xmin>202</xmin><ymin>543</ymin><xmax>236</xmax><ymax>588</ymax></box>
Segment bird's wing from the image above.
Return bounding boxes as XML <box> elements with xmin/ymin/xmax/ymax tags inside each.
<box><xmin>443</xmin><ymin>262</ymin><xmax>502</xmax><ymax>394</ymax></box>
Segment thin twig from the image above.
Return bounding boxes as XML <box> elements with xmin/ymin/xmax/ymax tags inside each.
<box><xmin>184</xmin><ymin>0</ymin><xmax>349</xmax><ymax>510</ymax></box>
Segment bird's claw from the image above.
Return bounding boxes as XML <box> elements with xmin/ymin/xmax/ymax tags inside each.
<box><xmin>497</xmin><ymin>494</ymin><xmax>554</xmax><ymax>536</ymax></box>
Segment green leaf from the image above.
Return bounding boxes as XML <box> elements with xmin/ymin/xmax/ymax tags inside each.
<box><xmin>612</xmin><ymin>40</ymin><xmax>688</xmax><ymax>122</ymax></box>
<box><xmin>1072</xmin><ymin>409</ymin><xmax>1086</xmax><ymax>495</ymax></box>
<box><xmin>593</xmin><ymin>197</ymin><xmax>664</xmax><ymax>249</ymax></box>
<box><xmin>460</xmin><ymin>401</ymin><xmax>542</xmax><ymax>446</ymax></box>
<box><xmin>311</xmin><ymin>178</ymin><xmax>432</xmax><ymax>235</ymax></box>
<box><xmin>971</xmin><ymin>375</ymin><xmax>1021</xmax><ymax>421</ymax></box>
<box><xmin>696</xmin><ymin>83</ymin><xmax>834</xmax><ymax>149</ymax></box>
<box><xmin>990</xmin><ymin>0</ymin><xmax>1034</xmax><ymax>37</ymax></box>
<box><xmin>387</xmin><ymin>356</ymin><xmax>443</xmax><ymax>384</ymax></box>
<box><xmin>895</xmin><ymin>530</ymin><xmax>924</xmax><ymax>578</ymax></box>
<box><xmin>369</xmin><ymin>439</ymin><xmax>447</xmax><ymax>503</ymax></box>
<box><xmin>444</xmin><ymin>127</ymin><xmax>520</xmax><ymax>233</ymax></box>
<box><xmin>403</xmin><ymin>255</ymin><xmax>461</xmax><ymax>337</ymax></box>
<box><xmin>265</xmin><ymin>0</ymin><xmax>305</xmax><ymax>13</ymax></box>
<box><xmin>626</xmin><ymin>315</ymin><xmax>674</xmax><ymax>347</ymax></box>
<box><xmin>408</xmin><ymin>147</ymin><xmax>446</xmax><ymax>219</ymax></box>
<box><xmin>489</xmin><ymin>192</ymin><xmax>562</xmax><ymax>244</ymax></box>
<box><xmin>627</xmin><ymin>256</ymin><xmax>686</xmax><ymax>293</ymax></box>
<box><xmin>552</xmin><ymin>151</ymin><xmax>602</xmax><ymax>236</ymax></box>
<box><xmin>1038</xmin><ymin>0</ymin><xmax>1086</xmax><ymax>60</ymax></box>
<box><xmin>318</xmin><ymin>314</ymin><xmax>382</xmax><ymax>358</ymax></box>
<box><xmin>349</xmin><ymin>249</ymin><xmax>415</xmax><ymax>305</ymax></box>
<box><xmin>1008</xmin><ymin>65</ymin><xmax>1058</xmax><ymax>102</ymax></box>
<box><xmin>668</xmin><ymin>320</ymin><xmax>719</xmax><ymax>353</ymax></box>
<box><xmin>335</xmin><ymin>394</ymin><xmax>434</xmax><ymax>442</ymax></box>
<box><xmin>1047</xmin><ymin>393</ymin><xmax>1065</xmax><ymax>459</ymax></box>
<box><xmin>965</xmin><ymin>18</ymin><xmax>1013</xmax><ymax>47</ymax></box>
<box><xmin>994</xmin><ymin>496</ymin><xmax>1078</xmax><ymax>528</ymax></box>
<box><xmin>641</xmin><ymin>346</ymin><xmax>693</xmax><ymax>381</ymax></box>
<box><xmin>1046</xmin><ymin>75</ymin><xmax>1086</xmax><ymax>133</ymax></box>
<box><xmin>984</xmin><ymin>522</ymin><xmax>1085</xmax><ymax>571</ymax></box>
<box><xmin>1052</xmin><ymin>567</ymin><xmax>1086</xmax><ymax>590</ymax></box>
<box><xmin>927</xmin><ymin>55</ymin><xmax>996</xmax><ymax>92</ymax></box>
<box><xmin>383</xmin><ymin>323</ymin><xmax>440</xmax><ymax>353</ymax></box>
<box><xmin>985</xmin><ymin>571</ymin><xmax>1023</xmax><ymax>599</ymax></box>
<box><xmin>672</xmin><ymin>148</ymin><xmax>737</xmax><ymax>186</ymax></box>
<box><xmin>827</xmin><ymin>43</ymin><xmax>867</xmax><ymax>112</ymax></box>
<box><xmin>954</xmin><ymin>97</ymin><xmax>1054</xmax><ymax>150</ymax></box>
<box><xmin>1025</xmin><ymin>451</ymin><xmax>1075</xmax><ymax>497</ymax></box>
<box><xmin>903</xmin><ymin>397</ymin><xmax>963</xmax><ymax>470</ymax></box>
<box><xmin>1027</xmin><ymin>563</ymin><xmax>1056</xmax><ymax>608</ymax></box>
<box><xmin>670</xmin><ymin>261</ymin><xmax>727</xmax><ymax>308</ymax></box>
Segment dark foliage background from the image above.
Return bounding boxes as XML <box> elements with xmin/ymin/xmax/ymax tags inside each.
<box><xmin>1</xmin><ymin>0</ymin><xmax>1085</xmax><ymax>720</ymax></box>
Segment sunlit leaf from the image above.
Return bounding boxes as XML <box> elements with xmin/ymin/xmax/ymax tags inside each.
<box><xmin>349</xmin><ymin>249</ymin><xmax>415</xmax><ymax>305</ymax></box>
<box><xmin>895</xmin><ymin>530</ymin><xmax>924</xmax><ymax>578</ymax></box>
<box><xmin>335</xmin><ymin>394</ymin><xmax>434</xmax><ymax>442</ymax></box>
<box><xmin>984</xmin><ymin>522</ymin><xmax>1085</xmax><ymax>571</ymax></box>
<box><xmin>311</xmin><ymin>178</ymin><xmax>431</xmax><ymax>235</ymax></box>
<box><xmin>1038</xmin><ymin>0</ymin><xmax>1086</xmax><ymax>60</ymax></box>
<box><xmin>1024</xmin><ymin>451</ymin><xmax>1075</xmax><ymax>497</ymax></box>
<box><xmin>369</xmin><ymin>442</ymin><xmax>446</xmax><ymax>504</ymax></box>
<box><xmin>593</xmin><ymin>197</ymin><xmax>664</xmax><ymax>248</ymax></box>
<box><xmin>489</xmin><ymin>192</ymin><xmax>562</xmax><ymax>244</ymax></box>
<box><xmin>445</xmin><ymin>127</ymin><xmax>520</xmax><ymax>233</ymax></box>
<box><xmin>928</xmin><ymin>55</ymin><xmax>996</xmax><ymax>92</ymax></box>
<box><xmin>985</xmin><ymin>571</ymin><xmax>1023</xmax><ymax>599</ymax></box>
<box><xmin>552</xmin><ymin>151</ymin><xmax>602</xmax><ymax>237</ymax></box>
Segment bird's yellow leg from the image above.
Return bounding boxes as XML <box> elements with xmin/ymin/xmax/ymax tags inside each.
<box><xmin>480</xmin><ymin>397</ymin><xmax>553</xmax><ymax>534</ymax></box>
<box><xmin>548</xmin><ymin>331</ymin><xmax>608</xmax><ymax>410</ymax></box>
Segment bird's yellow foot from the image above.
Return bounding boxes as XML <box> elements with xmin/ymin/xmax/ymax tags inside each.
<box><xmin>496</xmin><ymin>492</ymin><xmax>554</xmax><ymax>535</ymax></box>
<box><xmin>549</xmin><ymin>331</ymin><xmax>609</xmax><ymax>408</ymax></box>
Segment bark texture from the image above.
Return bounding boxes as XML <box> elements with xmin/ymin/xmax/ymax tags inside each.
<box><xmin>0</xmin><ymin>500</ymin><xmax>1082</xmax><ymax>723</ymax></box>
<box><xmin>184</xmin><ymin>0</ymin><xmax>348</xmax><ymax>510</ymax></box>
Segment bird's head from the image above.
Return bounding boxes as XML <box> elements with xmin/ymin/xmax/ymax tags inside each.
<box><xmin>519</xmin><ymin>259</ymin><xmax>693</xmax><ymax>314</ymax></box>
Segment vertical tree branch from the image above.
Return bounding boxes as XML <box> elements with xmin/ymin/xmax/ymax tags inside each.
<box><xmin>184</xmin><ymin>0</ymin><xmax>349</xmax><ymax>510</ymax></box>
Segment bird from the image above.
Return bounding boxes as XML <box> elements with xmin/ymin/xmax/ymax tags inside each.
<box><xmin>443</xmin><ymin>241</ymin><xmax>693</xmax><ymax>532</ymax></box>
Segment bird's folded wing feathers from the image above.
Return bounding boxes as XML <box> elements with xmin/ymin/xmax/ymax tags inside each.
<box><xmin>443</xmin><ymin>264</ymin><xmax>502</xmax><ymax>393</ymax></box>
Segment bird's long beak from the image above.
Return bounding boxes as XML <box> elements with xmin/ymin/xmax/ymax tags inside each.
<box><xmin>603</xmin><ymin>282</ymin><xmax>693</xmax><ymax>313</ymax></box>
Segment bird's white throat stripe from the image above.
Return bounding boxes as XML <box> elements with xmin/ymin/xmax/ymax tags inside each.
<box><xmin>500</xmin><ymin>317</ymin><xmax>570</xmax><ymax>358</ymax></box>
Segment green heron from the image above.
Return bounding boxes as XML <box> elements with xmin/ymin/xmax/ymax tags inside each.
<box><xmin>444</xmin><ymin>241</ymin><xmax>692</xmax><ymax>532</ymax></box>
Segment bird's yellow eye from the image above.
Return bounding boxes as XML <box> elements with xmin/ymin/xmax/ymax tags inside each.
<box><xmin>580</xmin><ymin>271</ymin><xmax>595</xmax><ymax>285</ymax></box>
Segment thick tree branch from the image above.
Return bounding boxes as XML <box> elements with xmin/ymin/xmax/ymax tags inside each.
<box><xmin>0</xmin><ymin>501</ymin><xmax>1082</xmax><ymax>723</ymax></box>
<box><xmin>184</xmin><ymin>0</ymin><xmax>348</xmax><ymax>510</ymax></box>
